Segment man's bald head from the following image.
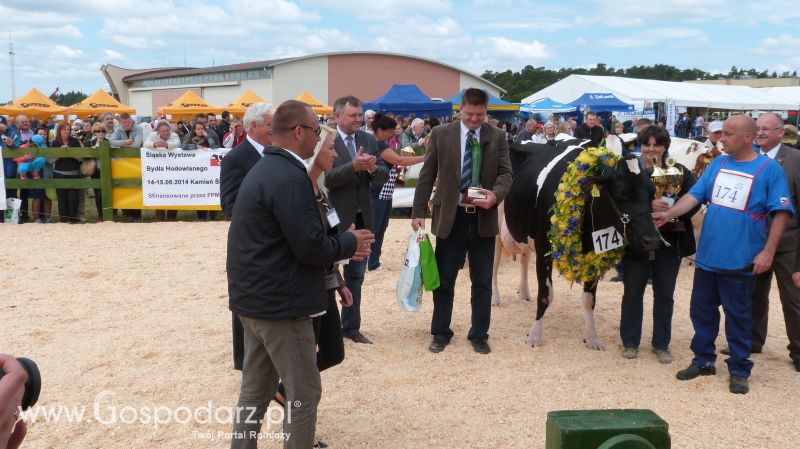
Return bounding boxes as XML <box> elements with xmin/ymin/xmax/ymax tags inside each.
<box><xmin>721</xmin><ymin>115</ymin><xmax>757</xmax><ymax>158</ymax></box>
<box><xmin>272</xmin><ymin>100</ymin><xmax>319</xmax><ymax>159</ymax></box>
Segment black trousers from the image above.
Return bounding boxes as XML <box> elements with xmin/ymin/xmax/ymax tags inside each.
<box><xmin>91</xmin><ymin>169</ymin><xmax>103</xmax><ymax>221</ymax></box>
<box><xmin>54</xmin><ymin>172</ymin><xmax>80</xmax><ymax>223</ymax></box>
<box><xmin>431</xmin><ymin>208</ymin><xmax>495</xmax><ymax>341</ymax></box>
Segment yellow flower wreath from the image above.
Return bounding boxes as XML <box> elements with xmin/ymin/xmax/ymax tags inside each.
<box><xmin>547</xmin><ymin>147</ymin><xmax>623</xmax><ymax>285</ymax></box>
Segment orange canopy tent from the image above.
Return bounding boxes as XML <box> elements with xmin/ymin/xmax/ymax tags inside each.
<box><xmin>158</xmin><ymin>90</ymin><xmax>222</xmax><ymax>119</ymax></box>
<box><xmin>68</xmin><ymin>89</ymin><xmax>135</xmax><ymax>117</ymax></box>
<box><xmin>0</xmin><ymin>88</ymin><xmax>67</xmax><ymax>120</ymax></box>
<box><xmin>224</xmin><ymin>90</ymin><xmax>266</xmax><ymax>116</ymax></box>
<box><xmin>296</xmin><ymin>91</ymin><xmax>333</xmax><ymax>115</ymax></box>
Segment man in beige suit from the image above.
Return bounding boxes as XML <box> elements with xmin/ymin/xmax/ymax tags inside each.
<box><xmin>411</xmin><ymin>88</ymin><xmax>513</xmax><ymax>354</ymax></box>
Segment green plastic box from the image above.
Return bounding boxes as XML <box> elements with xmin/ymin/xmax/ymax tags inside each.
<box><xmin>546</xmin><ymin>409</ymin><xmax>670</xmax><ymax>449</ymax></box>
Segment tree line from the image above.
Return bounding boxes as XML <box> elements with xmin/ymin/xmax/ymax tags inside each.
<box><xmin>482</xmin><ymin>64</ymin><xmax>799</xmax><ymax>102</ymax></box>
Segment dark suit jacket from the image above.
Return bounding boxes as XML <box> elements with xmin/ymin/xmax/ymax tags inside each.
<box><xmin>772</xmin><ymin>145</ymin><xmax>800</xmax><ymax>262</ymax></box>
<box><xmin>325</xmin><ymin>129</ymin><xmax>389</xmax><ymax>232</ymax></box>
<box><xmin>412</xmin><ymin>121</ymin><xmax>513</xmax><ymax>239</ymax></box>
<box><xmin>220</xmin><ymin>139</ymin><xmax>262</xmax><ymax>218</ymax></box>
<box><xmin>227</xmin><ymin>147</ymin><xmax>356</xmax><ymax>319</ymax></box>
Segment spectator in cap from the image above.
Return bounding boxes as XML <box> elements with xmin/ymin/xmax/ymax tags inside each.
<box><xmin>784</xmin><ymin>124</ymin><xmax>799</xmax><ymax>150</ymax></box>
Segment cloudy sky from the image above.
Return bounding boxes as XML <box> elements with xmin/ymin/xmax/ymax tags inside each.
<box><xmin>0</xmin><ymin>0</ymin><xmax>798</xmax><ymax>102</ymax></box>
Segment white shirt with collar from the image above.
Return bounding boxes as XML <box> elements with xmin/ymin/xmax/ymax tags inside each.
<box><xmin>460</xmin><ymin>120</ymin><xmax>481</xmax><ymax>173</ymax></box>
<box><xmin>246</xmin><ymin>135</ymin><xmax>265</xmax><ymax>157</ymax></box>
<box><xmin>761</xmin><ymin>143</ymin><xmax>781</xmax><ymax>160</ymax></box>
<box><xmin>337</xmin><ymin>126</ymin><xmax>355</xmax><ymax>155</ymax></box>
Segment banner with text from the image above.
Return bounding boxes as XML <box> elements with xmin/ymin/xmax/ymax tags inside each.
<box><xmin>140</xmin><ymin>148</ymin><xmax>229</xmax><ymax>207</ymax></box>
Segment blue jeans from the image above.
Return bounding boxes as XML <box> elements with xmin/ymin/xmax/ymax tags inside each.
<box><xmin>368</xmin><ymin>197</ymin><xmax>392</xmax><ymax>270</ymax></box>
<box><xmin>620</xmin><ymin>249</ymin><xmax>681</xmax><ymax>349</ymax></box>
<box><xmin>689</xmin><ymin>268</ymin><xmax>756</xmax><ymax>378</ymax></box>
<box><xmin>341</xmin><ymin>213</ymin><xmax>367</xmax><ymax>337</ymax></box>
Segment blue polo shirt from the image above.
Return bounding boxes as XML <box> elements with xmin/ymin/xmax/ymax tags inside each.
<box><xmin>688</xmin><ymin>154</ymin><xmax>794</xmax><ymax>273</ymax></box>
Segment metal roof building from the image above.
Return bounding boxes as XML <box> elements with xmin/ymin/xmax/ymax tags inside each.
<box><xmin>101</xmin><ymin>52</ymin><xmax>505</xmax><ymax>117</ymax></box>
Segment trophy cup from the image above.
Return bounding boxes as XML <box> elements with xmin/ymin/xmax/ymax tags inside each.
<box><xmin>395</xmin><ymin>146</ymin><xmax>417</xmax><ymax>185</ymax></box>
<box><xmin>466</xmin><ymin>135</ymin><xmax>486</xmax><ymax>201</ymax></box>
<box><xmin>650</xmin><ymin>157</ymin><xmax>683</xmax><ymax>207</ymax></box>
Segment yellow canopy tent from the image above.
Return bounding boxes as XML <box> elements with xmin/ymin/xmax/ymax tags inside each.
<box><xmin>158</xmin><ymin>90</ymin><xmax>222</xmax><ymax>120</ymax></box>
<box><xmin>224</xmin><ymin>90</ymin><xmax>266</xmax><ymax>117</ymax></box>
<box><xmin>0</xmin><ymin>88</ymin><xmax>67</xmax><ymax>120</ymax></box>
<box><xmin>296</xmin><ymin>91</ymin><xmax>333</xmax><ymax>115</ymax></box>
<box><xmin>68</xmin><ymin>89</ymin><xmax>135</xmax><ymax>117</ymax></box>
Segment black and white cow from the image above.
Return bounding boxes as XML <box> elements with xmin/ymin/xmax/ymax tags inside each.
<box><xmin>504</xmin><ymin>139</ymin><xmax>661</xmax><ymax>349</ymax></box>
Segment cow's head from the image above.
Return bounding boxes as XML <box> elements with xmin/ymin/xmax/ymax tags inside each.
<box><xmin>587</xmin><ymin>155</ymin><xmax>661</xmax><ymax>252</ymax></box>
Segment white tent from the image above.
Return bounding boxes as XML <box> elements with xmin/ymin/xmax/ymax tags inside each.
<box><xmin>521</xmin><ymin>75</ymin><xmax>800</xmax><ymax>110</ymax></box>
<box><xmin>758</xmin><ymin>86</ymin><xmax>800</xmax><ymax>106</ymax></box>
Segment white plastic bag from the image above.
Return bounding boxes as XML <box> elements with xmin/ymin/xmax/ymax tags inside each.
<box><xmin>4</xmin><ymin>198</ymin><xmax>21</xmax><ymax>224</ymax></box>
<box><xmin>396</xmin><ymin>229</ymin><xmax>424</xmax><ymax>311</ymax></box>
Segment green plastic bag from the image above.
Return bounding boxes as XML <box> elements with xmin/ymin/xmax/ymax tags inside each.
<box><xmin>419</xmin><ymin>233</ymin><xmax>440</xmax><ymax>291</ymax></box>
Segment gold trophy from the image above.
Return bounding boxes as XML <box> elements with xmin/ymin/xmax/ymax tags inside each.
<box><xmin>650</xmin><ymin>156</ymin><xmax>683</xmax><ymax>207</ymax></box>
<box><xmin>395</xmin><ymin>146</ymin><xmax>417</xmax><ymax>185</ymax></box>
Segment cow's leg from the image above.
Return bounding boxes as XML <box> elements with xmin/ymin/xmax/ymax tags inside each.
<box><xmin>491</xmin><ymin>236</ymin><xmax>503</xmax><ymax>307</ymax></box>
<box><xmin>517</xmin><ymin>250</ymin><xmax>532</xmax><ymax>301</ymax></box>
<box><xmin>582</xmin><ymin>283</ymin><xmax>604</xmax><ymax>350</ymax></box>
<box><xmin>526</xmin><ymin>240</ymin><xmax>552</xmax><ymax>347</ymax></box>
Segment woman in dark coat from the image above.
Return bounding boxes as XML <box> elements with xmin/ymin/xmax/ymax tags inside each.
<box><xmin>620</xmin><ymin>126</ymin><xmax>700</xmax><ymax>363</ymax></box>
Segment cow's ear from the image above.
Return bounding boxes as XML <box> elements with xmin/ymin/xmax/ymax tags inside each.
<box><xmin>623</xmin><ymin>154</ymin><xmax>641</xmax><ymax>175</ymax></box>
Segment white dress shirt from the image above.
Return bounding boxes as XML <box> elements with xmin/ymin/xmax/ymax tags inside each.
<box><xmin>459</xmin><ymin>120</ymin><xmax>481</xmax><ymax>175</ymax></box>
<box><xmin>247</xmin><ymin>135</ymin><xmax>265</xmax><ymax>157</ymax></box>
<box><xmin>761</xmin><ymin>143</ymin><xmax>781</xmax><ymax>160</ymax></box>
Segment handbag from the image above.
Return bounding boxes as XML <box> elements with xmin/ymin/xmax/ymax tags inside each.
<box><xmin>418</xmin><ymin>232</ymin><xmax>440</xmax><ymax>291</ymax></box>
<box><xmin>80</xmin><ymin>158</ymin><xmax>97</xmax><ymax>176</ymax></box>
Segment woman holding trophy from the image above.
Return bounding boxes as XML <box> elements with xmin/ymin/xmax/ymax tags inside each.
<box><xmin>620</xmin><ymin>126</ymin><xmax>700</xmax><ymax>364</ymax></box>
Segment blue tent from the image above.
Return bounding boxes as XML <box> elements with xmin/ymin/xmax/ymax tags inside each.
<box><xmin>567</xmin><ymin>92</ymin><xmax>634</xmax><ymax>112</ymax></box>
<box><xmin>363</xmin><ymin>84</ymin><xmax>452</xmax><ymax>117</ymax></box>
<box><xmin>448</xmin><ymin>89</ymin><xmax>519</xmax><ymax>112</ymax></box>
<box><xmin>520</xmin><ymin>98</ymin><xmax>576</xmax><ymax>114</ymax></box>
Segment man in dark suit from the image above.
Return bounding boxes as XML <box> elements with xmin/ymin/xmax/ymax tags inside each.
<box><xmin>411</xmin><ymin>88</ymin><xmax>513</xmax><ymax>354</ymax></box>
<box><xmin>219</xmin><ymin>102</ymin><xmax>274</xmax><ymax>371</ymax></box>
<box><xmin>751</xmin><ymin>112</ymin><xmax>800</xmax><ymax>372</ymax></box>
<box><xmin>325</xmin><ymin>95</ymin><xmax>389</xmax><ymax>344</ymax></box>
<box><xmin>227</xmin><ymin>99</ymin><xmax>373</xmax><ymax>449</ymax></box>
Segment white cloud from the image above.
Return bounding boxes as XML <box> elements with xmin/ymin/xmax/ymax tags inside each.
<box><xmin>305</xmin><ymin>0</ymin><xmax>451</xmax><ymax>20</ymax></box>
<box><xmin>103</xmin><ymin>49</ymin><xmax>125</xmax><ymax>61</ymax></box>
<box><xmin>600</xmin><ymin>27</ymin><xmax>708</xmax><ymax>49</ymax></box>
<box><xmin>54</xmin><ymin>45</ymin><xmax>86</xmax><ymax>59</ymax></box>
<box><xmin>574</xmin><ymin>37</ymin><xmax>587</xmax><ymax>46</ymax></box>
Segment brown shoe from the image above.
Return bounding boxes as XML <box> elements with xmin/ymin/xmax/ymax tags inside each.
<box><xmin>346</xmin><ymin>332</ymin><xmax>373</xmax><ymax>344</ymax></box>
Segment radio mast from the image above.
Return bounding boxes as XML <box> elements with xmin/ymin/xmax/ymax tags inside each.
<box><xmin>8</xmin><ymin>39</ymin><xmax>15</xmax><ymax>99</ymax></box>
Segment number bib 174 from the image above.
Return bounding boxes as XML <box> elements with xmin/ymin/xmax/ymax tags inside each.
<box><xmin>711</xmin><ymin>169</ymin><xmax>753</xmax><ymax>211</ymax></box>
<box><xmin>591</xmin><ymin>226</ymin><xmax>623</xmax><ymax>254</ymax></box>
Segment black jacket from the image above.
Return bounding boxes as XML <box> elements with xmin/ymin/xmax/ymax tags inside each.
<box><xmin>574</xmin><ymin>124</ymin><xmax>604</xmax><ymax>147</ymax></box>
<box><xmin>627</xmin><ymin>161</ymin><xmax>699</xmax><ymax>259</ymax></box>
<box><xmin>227</xmin><ymin>147</ymin><xmax>357</xmax><ymax>319</ymax></box>
<box><xmin>220</xmin><ymin>138</ymin><xmax>261</xmax><ymax>218</ymax></box>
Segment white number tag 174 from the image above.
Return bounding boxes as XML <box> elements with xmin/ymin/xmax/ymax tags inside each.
<box><xmin>591</xmin><ymin>226</ymin><xmax>623</xmax><ymax>254</ymax></box>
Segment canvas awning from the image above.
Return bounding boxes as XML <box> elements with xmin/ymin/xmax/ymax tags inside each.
<box><xmin>225</xmin><ymin>90</ymin><xmax>266</xmax><ymax>116</ymax></box>
<box><xmin>0</xmin><ymin>88</ymin><xmax>67</xmax><ymax>119</ymax></box>
<box><xmin>296</xmin><ymin>91</ymin><xmax>333</xmax><ymax>115</ymax></box>
<box><xmin>68</xmin><ymin>89</ymin><xmax>135</xmax><ymax>117</ymax></box>
<box><xmin>158</xmin><ymin>90</ymin><xmax>222</xmax><ymax>118</ymax></box>
<box><xmin>363</xmin><ymin>84</ymin><xmax>452</xmax><ymax>117</ymax></box>
<box><xmin>521</xmin><ymin>74</ymin><xmax>800</xmax><ymax>110</ymax></box>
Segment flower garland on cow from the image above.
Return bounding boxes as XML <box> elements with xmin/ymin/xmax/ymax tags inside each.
<box><xmin>547</xmin><ymin>146</ymin><xmax>623</xmax><ymax>284</ymax></box>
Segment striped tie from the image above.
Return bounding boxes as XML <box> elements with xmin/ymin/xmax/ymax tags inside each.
<box><xmin>461</xmin><ymin>130</ymin><xmax>475</xmax><ymax>192</ymax></box>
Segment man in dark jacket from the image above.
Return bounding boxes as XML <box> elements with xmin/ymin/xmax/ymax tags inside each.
<box><xmin>227</xmin><ymin>100</ymin><xmax>374</xmax><ymax>449</ymax></box>
<box><xmin>574</xmin><ymin>111</ymin><xmax>604</xmax><ymax>147</ymax></box>
<box><xmin>219</xmin><ymin>102</ymin><xmax>273</xmax><ymax>371</ymax></box>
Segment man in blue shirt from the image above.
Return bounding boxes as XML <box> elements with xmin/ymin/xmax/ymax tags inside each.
<box><xmin>653</xmin><ymin>115</ymin><xmax>794</xmax><ymax>395</ymax></box>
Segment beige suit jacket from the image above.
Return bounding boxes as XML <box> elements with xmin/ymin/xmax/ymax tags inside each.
<box><xmin>412</xmin><ymin>121</ymin><xmax>513</xmax><ymax>239</ymax></box>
